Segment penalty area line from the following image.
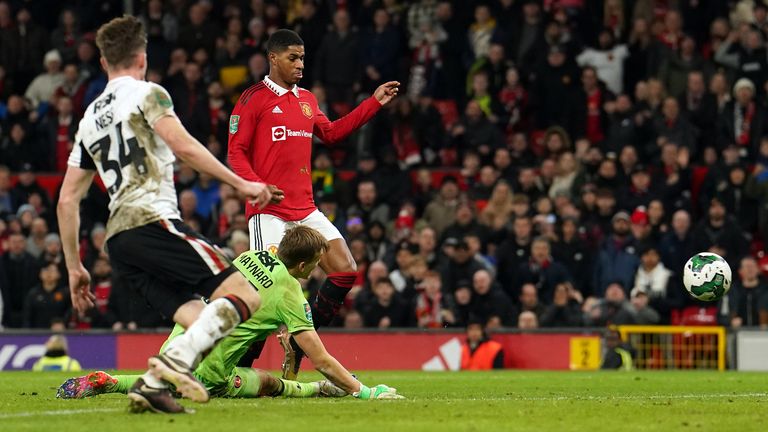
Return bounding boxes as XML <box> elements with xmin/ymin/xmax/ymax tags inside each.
<box><xmin>0</xmin><ymin>407</ymin><xmax>121</xmax><ymax>419</ymax></box>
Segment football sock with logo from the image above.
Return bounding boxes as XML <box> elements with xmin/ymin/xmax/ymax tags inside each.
<box><xmin>163</xmin><ymin>295</ymin><xmax>250</xmax><ymax>368</ymax></box>
<box><xmin>279</xmin><ymin>379</ymin><xmax>319</xmax><ymax>398</ymax></box>
<box><xmin>311</xmin><ymin>272</ymin><xmax>357</xmax><ymax>328</ymax></box>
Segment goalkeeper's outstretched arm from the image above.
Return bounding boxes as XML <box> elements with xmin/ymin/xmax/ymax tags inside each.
<box><xmin>292</xmin><ymin>329</ymin><xmax>401</xmax><ymax>399</ymax></box>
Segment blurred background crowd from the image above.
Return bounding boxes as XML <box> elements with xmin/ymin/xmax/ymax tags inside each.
<box><xmin>1</xmin><ymin>0</ymin><xmax>768</xmax><ymax>332</ymax></box>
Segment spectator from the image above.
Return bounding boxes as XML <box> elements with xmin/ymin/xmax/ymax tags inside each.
<box><xmin>691</xmin><ymin>196</ymin><xmax>749</xmax><ymax>262</ymax></box>
<box><xmin>348</xmin><ymin>180</ymin><xmax>389</xmax><ymax>226</ymax></box>
<box><xmin>516</xmin><ymin>237</ymin><xmax>572</xmax><ymax>303</ymax></box>
<box><xmin>314</xmin><ymin>9</ymin><xmax>360</xmax><ymax>107</ymax></box>
<box><xmin>468</xmin><ymin>268</ymin><xmax>515</xmax><ymax>326</ymax></box>
<box><xmin>31</xmin><ymin>335</ymin><xmax>81</xmax><ymax>371</ymax></box>
<box><xmin>577</xmin><ymin>28</ymin><xmax>629</xmax><ymax>94</ymax></box>
<box><xmin>422</xmin><ymin>176</ymin><xmax>461</xmax><ymax>237</ymax></box>
<box><xmin>415</xmin><ymin>271</ymin><xmax>455</xmax><ymax>328</ymax></box>
<box><xmin>0</xmin><ymin>165</ymin><xmax>16</xmax><ymax>217</ymax></box>
<box><xmin>450</xmin><ymin>280</ymin><xmax>473</xmax><ymax>327</ymax></box>
<box><xmin>451</xmin><ymin>100</ymin><xmax>503</xmax><ymax>160</ymax></box>
<box><xmin>360</xmin><ymin>8</ymin><xmax>400</xmax><ymax>94</ymax></box>
<box><xmin>460</xmin><ymin>318</ymin><xmax>504</xmax><ymax>370</ymax></box>
<box><xmin>553</xmin><ymin>217</ymin><xmax>592</xmax><ymax>296</ymax></box>
<box><xmin>359</xmin><ymin>277</ymin><xmax>411</xmax><ymax>328</ymax></box>
<box><xmin>25</xmin><ymin>49</ymin><xmax>64</xmax><ymax>109</ymax></box>
<box><xmin>725</xmin><ymin>256</ymin><xmax>768</xmax><ymax>329</ymax></box>
<box><xmin>169</xmin><ymin>62</ymin><xmax>209</xmax><ymax>143</ymax></box>
<box><xmin>479</xmin><ymin>180</ymin><xmax>514</xmax><ymax>233</ymax></box>
<box><xmin>442</xmin><ymin>203</ymin><xmax>489</xmax><ymax>248</ymax></box>
<box><xmin>593</xmin><ymin>211</ymin><xmax>640</xmax><ymax>297</ymax></box>
<box><xmin>177</xmin><ymin>3</ymin><xmax>219</xmax><ymax>58</ymax></box>
<box><xmin>653</xmin><ymin>97</ymin><xmax>698</xmax><ymax>156</ymax></box>
<box><xmin>532</xmin><ymin>44</ymin><xmax>579</xmax><ymax>131</ymax></box>
<box><xmin>584</xmin><ymin>281</ymin><xmax>637</xmax><ymax>326</ymax></box>
<box><xmin>629</xmin><ymin>287</ymin><xmax>661</xmax><ymax>325</ymax></box>
<box><xmin>718</xmin><ymin>78</ymin><xmax>765</xmax><ymax>158</ymax></box>
<box><xmin>496</xmin><ymin>215</ymin><xmax>534</xmax><ymax>295</ymax></box>
<box><xmin>0</xmin><ymin>7</ymin><xmax>48</xmax><ymax>91</ymax></box>
<box><xmin>25</xmin><ymin>216</ymin><xmax>47</xmax><ymax>258</ymax></box>
<box><xmin>50</xmin><ymin>9</ymin><xmax>80</xmax><ymax>63</ymax></box>
<box><xmin>747</xmin><ymin>154</ymin><xmax>768</xmax><ymax>239</ymax></box>
<box><xmin>42</xmin><ymin>95</ymin><xmax>77</xmax><ymax>172</ymax></box>
<box><xmin>514</xmin><ymin>282</ymin><xmax>545</xmax><ymax>322</ymax></box>
<box><xmin>517</xmin><ymin>310</ymin><xmax>538</xmax><ymax>329</ymax></box>
<box><xmin>658</xmin><ymin>35</ymin><xmax>710</xmax><ymax>98</ymax></box>
<box><xmin>1</xmin><ymin>232</ymin><xmax>40</xmax><ymax>327</ymax></box>
<box><xmin>540</xmin><ymin>282</ymin><xmax>583</xmax><ymax>327</ymax></box>
<box><xmin>178</xmin><ymin>189</ymin><xmax>209</xmax><ymax>235</ymax></box>
<box><xmin>715</xmin><ymin>28</ymin><xmax>768</xmax><ymax>97</ymax></box>
<box><xmin>679</xmin><ymin>71</ymin><xmax>718</xmax><ymax>147</ymax></box>
<box><xmin>23</xmin><ymin>263</ymin><xmax>68</xmax><ymax>328</ymax></box>
<box><xmin>439</xmin><ymin>239</ymin><xmax>483</xmax><ymax>293</ymax></box>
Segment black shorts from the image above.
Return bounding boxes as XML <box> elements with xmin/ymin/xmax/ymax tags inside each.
<box><xmin>107</xmin><ymin>219</ymin><xmax>236</xmax><ymax>319</ymax></box>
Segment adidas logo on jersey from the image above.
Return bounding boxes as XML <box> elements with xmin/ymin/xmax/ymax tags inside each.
<box><xmin>272</xmin><ymin>105</ymin><xmax>283</xmax><ymax>114</ymax></box>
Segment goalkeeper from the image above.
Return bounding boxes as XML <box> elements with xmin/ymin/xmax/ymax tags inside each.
<box><xmin>58</xmin><ymin>226</ymin><xmax>400</xmax><ymax>405</ymax></box>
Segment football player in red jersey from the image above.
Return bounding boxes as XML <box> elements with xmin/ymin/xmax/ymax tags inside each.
<box><xmin>228</xmin><ymin>29</ymin><xmax>399</xmax><ymax>378</ymax></box>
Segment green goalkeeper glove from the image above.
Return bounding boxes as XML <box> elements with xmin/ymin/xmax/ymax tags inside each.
<box><xmin>353</xmin><ymin>384</ymin><xmax>404</xmax><ymax>400</ymax></box>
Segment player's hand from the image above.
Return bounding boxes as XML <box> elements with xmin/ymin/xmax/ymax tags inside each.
<box><xmin>240</xmin><ymin>181</ymin><xmax>272</xmax><ymax>209</ymax></box>
<box><xmin>354</xmin><ymin>384</ymin><xmax>404</xmax><ymax>400</ymax></box>
<box><xmin>68</xmin><ymin>264</ymin><xmax>95</xmax><ymax>313</ymax></box>
<box><xmin>269</xmin><ymin>185</ymin><xmax>285</xmax><ymax>204</ymax></box>
<box><xmin>373</xmin><ymin>81</ymin><xmax>400</xmax><ymax>106</ymax></box>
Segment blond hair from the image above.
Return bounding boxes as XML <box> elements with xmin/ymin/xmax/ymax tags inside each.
<box><xmin>278</xmin><ymin>226</ymin><xmax>329</xmax><ymax>268</ymax></box>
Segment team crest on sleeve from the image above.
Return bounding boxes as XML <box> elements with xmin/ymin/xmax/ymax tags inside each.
<box><xmin>303</xmin><ymin>303</ymin><xmax>313</xmax><ymax>322</ymax></box>
<box><xmin>299</xmin><ymin>102</ymin><xmax>313</xmax><ymax>119</ymax></box>
<box><xmin>229</xmin><ymin>115</ymin><xmax>240</xmax><ymax>134</ymax></box>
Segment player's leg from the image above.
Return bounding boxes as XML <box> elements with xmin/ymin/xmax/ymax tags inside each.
<box><xmin>57</xmin><ymin>371</ymin><xmax>135</xmax><ymax>399</ymax></box>
<box><xmin>281</xmin><ymin>210</ymin><xmax>355</xmax><ymax>379</ymax></box>
<box><xmin>221</xmin><ymin>367</ymin><xmax>346</xmax><ymax>398</ymax></box>
<box><xmin>302</xmin><ymin>210</ymin><xmax>357</xmax><ymax>328</ymax></box>
<box><xmin>109</xmin><ymin>220</ymin><xmax>260</xmax><ymax>413</ymax></box>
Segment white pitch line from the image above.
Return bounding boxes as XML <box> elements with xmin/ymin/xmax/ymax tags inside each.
<box><xmin>0</xmin><ymin>407</ymin><xmax>121</xmax><ymax>419</ymax></box>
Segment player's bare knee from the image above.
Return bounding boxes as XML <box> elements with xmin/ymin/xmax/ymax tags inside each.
<box><xmin>215</xmin><ymin>273</ymin><xmax>261</xmax><ymax>314</ymax></box>
<box><xmin>258</xmin><ymin>373</ymin><xmax>281</xmax><ymax>397</ymax></box>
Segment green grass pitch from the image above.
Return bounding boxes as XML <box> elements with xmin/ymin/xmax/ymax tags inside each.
<box><xmin>1</xmin><ymin>370</ymin><xmax>766</xmax><ymax>431</ymax></box>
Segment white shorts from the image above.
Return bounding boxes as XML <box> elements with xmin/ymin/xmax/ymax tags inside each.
<box><xmin>248</xmin><ymin>210</ymin><xmax>343</xmax><ymax>252</ymax></box>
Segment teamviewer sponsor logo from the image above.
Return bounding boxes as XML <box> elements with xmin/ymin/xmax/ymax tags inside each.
<box><xmin>272</xmin><ymin>126</ymin><xmax>312</xmax><ymax>142</ymax></box>
<box><xmin>272</xmin><ymin>126</ymin><xmax>286</xmax><ymax>142</ymax></box>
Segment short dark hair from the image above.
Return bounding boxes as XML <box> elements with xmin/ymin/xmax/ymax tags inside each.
<box><xmin>96</xmin><ymin>16</ymin><xmax>147</xmax><ymax>69</ymax></box>
<box><xmin>266</xmin><ymin>29</ymin><xmax>304</xmax><ymax>53</ymax></box>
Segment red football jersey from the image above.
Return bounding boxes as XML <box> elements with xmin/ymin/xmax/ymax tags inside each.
<box><xmin>228</xmin><ymin>77</ymin><xmax>381</xmax><ymax>221</ymax></box>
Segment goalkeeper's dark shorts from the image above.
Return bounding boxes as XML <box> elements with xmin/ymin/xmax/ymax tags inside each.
<box><xmin>107</xmin><ymin>219</ymin><xmax>236</xmax><ymax>318</ymax></box>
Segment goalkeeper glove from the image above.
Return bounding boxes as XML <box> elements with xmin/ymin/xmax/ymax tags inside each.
<box><xmin>353</xmin><ymin>384</ymin><xmax>403</xmax><ymax>400</ymax></box>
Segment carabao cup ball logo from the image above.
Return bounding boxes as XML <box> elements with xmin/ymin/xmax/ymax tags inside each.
<box><xmin>683</xmin><ymin>252</ymin><xmax>732</xmax><ymax>301</ymax></box>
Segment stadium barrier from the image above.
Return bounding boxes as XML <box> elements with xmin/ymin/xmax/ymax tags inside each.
<box><xmin>617</xmin><ymin>325</ymin><xmax>726</xmax><ymax>371</ymax></box>
<box><xmin>0</xmin><ymin>327</ymin><xmax>759</xmax><ymax>371</ymax></box>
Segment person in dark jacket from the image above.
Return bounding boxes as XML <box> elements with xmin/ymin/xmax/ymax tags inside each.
<box><xmin>313</xmin><ymin>9</ymin><xmax>360</xmax><ymax>107</ymax></box>
<box><xmin>23</xmin><ymin>263</ymin><xmax>70</xmax><ymax>329</ymax></box>
<box><xmin>540</xmin><ymin>282</ymin><xmax>583</xmax><ymax>327</ymax></box>
<box><xmin>593</xmin><ymin>211</ymin><xmax>640</xmax><ymax>297</ymax></box>
<box><xmin>516</xmin><ymin>236</ymin><xmax>572</xmax><ymax>303</ymax></box>
<box><xmin>718</xmin><ymin>78</ymin><xmax>766</xmax><ymax>159</ymax></box>
<box><xmin>691</xmin><ymin>196</ymin><xmax>749</xmax><ymax>263</ymax></box>
<box><xmin>358</xmin><ymin>277</ymin><xmax>411</xmax><ymax>328</ymax></box>
<box><xmin>1</xmin><ymin>232</ymin><xmax>41</xmax><ymax>327</ymax></box>
<box><xmin>468</xmin><ymin>269</ymin><xmax>515</xmax><ymax>327</ymax></box>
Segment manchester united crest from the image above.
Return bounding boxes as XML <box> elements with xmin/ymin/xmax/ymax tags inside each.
<box><xmin>299</xmin><ymin>102</ymin><xmax>313</xmax><ymax>118</ymax></box>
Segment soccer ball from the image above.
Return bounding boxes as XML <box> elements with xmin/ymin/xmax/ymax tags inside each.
<box><xmin>682</xmin><ymin>252</ymin><xmax>732</xmax><ymax>301</ymax></box>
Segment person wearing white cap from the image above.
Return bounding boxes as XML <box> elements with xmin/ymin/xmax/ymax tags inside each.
<box><xmin>718</xmin><ymin>75</ymin><xmax>766</xmax><ymax>157</ymax></box>
<box><xmin>24</xmin><ymin>49</ymin><xmax>65</xmax><ymax>108</ymax></box>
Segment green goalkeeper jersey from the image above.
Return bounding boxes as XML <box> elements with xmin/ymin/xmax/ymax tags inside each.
<box><xmin>162</xmin><ymin>250</ymin><xmax>314</xmax><ymax>392</ymax></box>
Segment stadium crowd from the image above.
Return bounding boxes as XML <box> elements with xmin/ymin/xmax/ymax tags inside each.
<box><xmin>1</xmin><ymin>0</ymin><xmax>768</xmax><ymax>332</ymax></box>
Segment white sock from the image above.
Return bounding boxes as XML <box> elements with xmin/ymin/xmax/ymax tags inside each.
<box><xmin>163</xmin><ymin>298</ymin><xmax>243</xmax><ymax>367</ymax></box>
<box><xmin>142</xmin><ymin>371</ymin><xmax>166</xmax><ymax>388</ymax></box>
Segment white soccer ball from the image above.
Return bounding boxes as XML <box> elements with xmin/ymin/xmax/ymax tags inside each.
<box><xmin>682</xmin><ymin>252</ymin><xmax>732</xmax><ymax>301</ymax></box>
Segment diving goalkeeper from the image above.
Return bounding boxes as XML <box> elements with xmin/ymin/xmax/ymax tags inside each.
<box><xmin>58</xmin><ymin>226</ymin><xmax>400</xmax><ymax>409</ymax></box>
